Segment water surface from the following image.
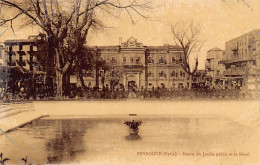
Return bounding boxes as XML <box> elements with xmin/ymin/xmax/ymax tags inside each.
<box><xmin>0</xmin><ymin>115</ymin><xmax>257</xmax><ymax>164</ymax></box>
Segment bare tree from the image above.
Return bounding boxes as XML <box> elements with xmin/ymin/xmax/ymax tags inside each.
<box><xmin>170</xmin><ymin>21</ymin><xmax>204</xmax><ymax>90</ymax></box>
<box><xmin>0</xmin><ymin>0</ymin><xmax>150</xmax><ymax>97</ymax></box>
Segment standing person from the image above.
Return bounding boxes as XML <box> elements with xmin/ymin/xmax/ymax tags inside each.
<box><xmin>17</xmin><ymin>86</ymin><xmax>24</xmax><ymax>100</ymax></box>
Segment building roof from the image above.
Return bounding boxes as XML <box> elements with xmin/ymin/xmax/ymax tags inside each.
<box><xmin>226</xmin><ymin>29</ymin><xmax>260</xmax><ymax>44</ymax></box>
<box><xmin>4</xmin><ymin>34</ymin><xmax>47</xmax><ymax>45</ymax></box>
<box><xmin>207</xmin><ymin>47</ymin><xmax>223</xmax><ymax>52</ymax></box>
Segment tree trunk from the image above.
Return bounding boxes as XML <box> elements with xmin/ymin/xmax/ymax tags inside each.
<box><xmin>56</xmin><ymin>70</ymin><xmax>63</xmax><ymax>98</ymax></box>
<box><xmin>95</xmin><ymin>66</ymin><xmax>99</xmax><ymax>90</ymax></box>
<box><xmin>31</xmin><ymin>68</ymin><xmax>36</xmax><ymax>99</ymax></box>
<box><xmin>101</xmin><ymin>70</ymin><xmax>107</xmax><ymax>87</ymax></box>
<box><xmin>188</xmin><ymin>75</ymin><xmax>193</xmax><ymax>91</ymax></box>
<box><xmin>76</xmin><ymin>69</ymin><xmax>86</xmax><ymax>89</ymax></box>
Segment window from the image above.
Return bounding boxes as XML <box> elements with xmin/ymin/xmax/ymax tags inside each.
<box><xmin>180</xmin><ymin>70</ymin><xmax>185</xmax><ymax>78</ymax></box>
<box><xmin>148</xmin><ymin>70</ymin><xmax>154</xmax><ymax>77</ymax></box>
<box><xmin>172</xmin><ymin>57</ymin><xmax>176</xmax><ymax>64</ymax></box>
<box><xmin>123</xmin><ymin>57</ymin><xmax>126</xmax><ymax>63</ymax></box>
<box><xmin>130</xmin><ymin>57</ymin><xmax>134</xmax><ymax>63</ymax></box>
<box><xmin>171</xmin><ymin>70</ymin><xmax>177</xmax><ymax>77</ymax></box>
<box><xmin>136</xmin><ymin>57</ymin><xmax>140</xmax><ymax>64</ymax></box>
<box><xmin>159</xmin><ymin>70</ymin><xmax>166</xmax><ymax>78</ymax></box>
<box><xmin>148</xmin><ymin>56</ymin><xmax>154</xmax><ymax>64</ymax></box>
<box><xmin>159</xmin><ymin>57</ymin><xmax>166</xmax><ymax>64</ymax></box>
<box><xmin>149</xmin><ymin>83</ymin><xmax>153</xmax><ymax>86</ymax></box>
<box><xmin>233</xmin><ymin>50</ymin><xmax>238</xmax><ymax>56</ymax></box>
<box><xmin>179</xmin><ymin>58</ymin><xmax>183</xmax><ymax>64</ymax></box>
<box><xmin>176</xmin><ymin>58</ymin><xmax>179</xmax><ymax>64</ymax></box>
<box><xmin>111</xmin><ymin>57</ymin><xmax>117</xmax><ymax>64</ymax></box>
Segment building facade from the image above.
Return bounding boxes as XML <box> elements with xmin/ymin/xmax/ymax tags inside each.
<box><xmin>255</xmin><ymin>34</ymin><xmax>260</xmax><ymax>92</ymax></box>
<box><xmin>82</xmin><ymin>37</ymin><xmax>187</xmax><ymax>90</ymax></box>
<box><xmin>205</xmin><ymin>47</ymin><xmax>225</xmax><ymax>88</ymax></box>
<box><xmin>4</xmin><ymin>36</ymin><xmax>188</xmax><ymax>97</ymax></box>
<box><xmin>3</xmin><ymin>34</ymin><xmax>54</xmax><ymax>98</ymax></box>
<box><xmin>223</xmin><ymin>30</ymin><xmax>260</xmax><ymax>94</ymax></box>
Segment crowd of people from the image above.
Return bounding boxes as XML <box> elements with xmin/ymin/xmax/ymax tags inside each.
<box><xmin>0</xmin><ymin>84</ymin><xmax>243</xmax><ymax>101</ymax></box>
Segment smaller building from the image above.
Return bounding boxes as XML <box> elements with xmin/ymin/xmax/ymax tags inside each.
<box><xmin>205</xmin><ymin>47</ymin><xmax>225</xmax><ymax>89</ymax></box>
<box><xmin>192</xmin><ymin>69</ymin><xmax>207</xmax><ymax>88</ymax></box>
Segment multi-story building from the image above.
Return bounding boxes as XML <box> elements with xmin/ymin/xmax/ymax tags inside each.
<box><xmin>255</xmin><ymin>34</ymin><xmax>260</xmax><ymax>93</ymax></box>
<box><xmin>223</xmin><ymin>29</ymin><xmax>260</xmax><ymax>94</ymax></box>
<box><xmin>205</xmin><ymin>47</ymin><xmax>225</xmax><ymax>88</ymax></box>
<box><xmin>3</xmin><ymin>34</ymin><xmax>53</xmax><ymax>97</ymax></box>
<box><xmin>82</xmin><ymin>37</ymin><xmax>187</xmax><ymax>90</ymax></box>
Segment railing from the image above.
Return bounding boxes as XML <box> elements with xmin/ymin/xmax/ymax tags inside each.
<box><xmin>223</xmin><ymin>68</ymin><xmax>247</xmax><ymax>75</ymax></box>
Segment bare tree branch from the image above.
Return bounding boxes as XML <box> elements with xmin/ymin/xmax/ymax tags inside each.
<box><xmin>170</xmin><ymin>21</ymin><xmax>204</xmax><ymax>90</ymax></box>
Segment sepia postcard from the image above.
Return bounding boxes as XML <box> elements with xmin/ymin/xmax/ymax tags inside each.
<box><xmin>0</xmin><ymin>0</ymin><xmax>259</xmax><ymax>164</ymax></box>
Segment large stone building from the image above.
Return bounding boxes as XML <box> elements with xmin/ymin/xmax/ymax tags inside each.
<box><xmin>222</xmin><ymin>29</ymin><xmax>260</xmax><ymax>94</ymax></box>
<box><xmin>82</xmin><ymin>37</ymin><xmax>187</xmax><ymax>90</ymax></box>
<box><xmin>4</xmin><ymin>35</ymin><xmax>188</xmax><ymax>97</ymax></box>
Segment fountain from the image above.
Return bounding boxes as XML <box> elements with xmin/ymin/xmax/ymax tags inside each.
<box><xmin>124</xmin><ymin>120</ymin><xmax>142</xmax><ymax>135</ymax></box>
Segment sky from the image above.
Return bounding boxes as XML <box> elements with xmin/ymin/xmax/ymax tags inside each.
<box><xmin>0</xmin><ymin>0</ymin><xmax>260</xmax><ymax>69</ymax></box>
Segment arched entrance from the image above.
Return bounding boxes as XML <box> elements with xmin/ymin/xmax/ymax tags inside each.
<box><xmin>125</xmin><ymin>72</ymin><xmax>140</xmax><ymax>90</ymax></box>
<box><xmin>128</xmin><ymin>80</ymin><xmax>137</xmax><ymax>89</ymax></box>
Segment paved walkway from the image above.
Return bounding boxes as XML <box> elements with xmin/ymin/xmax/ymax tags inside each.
<box><xmin>0</xmin><ymin>102</ymin><xmax>47</xmax><ymax>135</ymax></box>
